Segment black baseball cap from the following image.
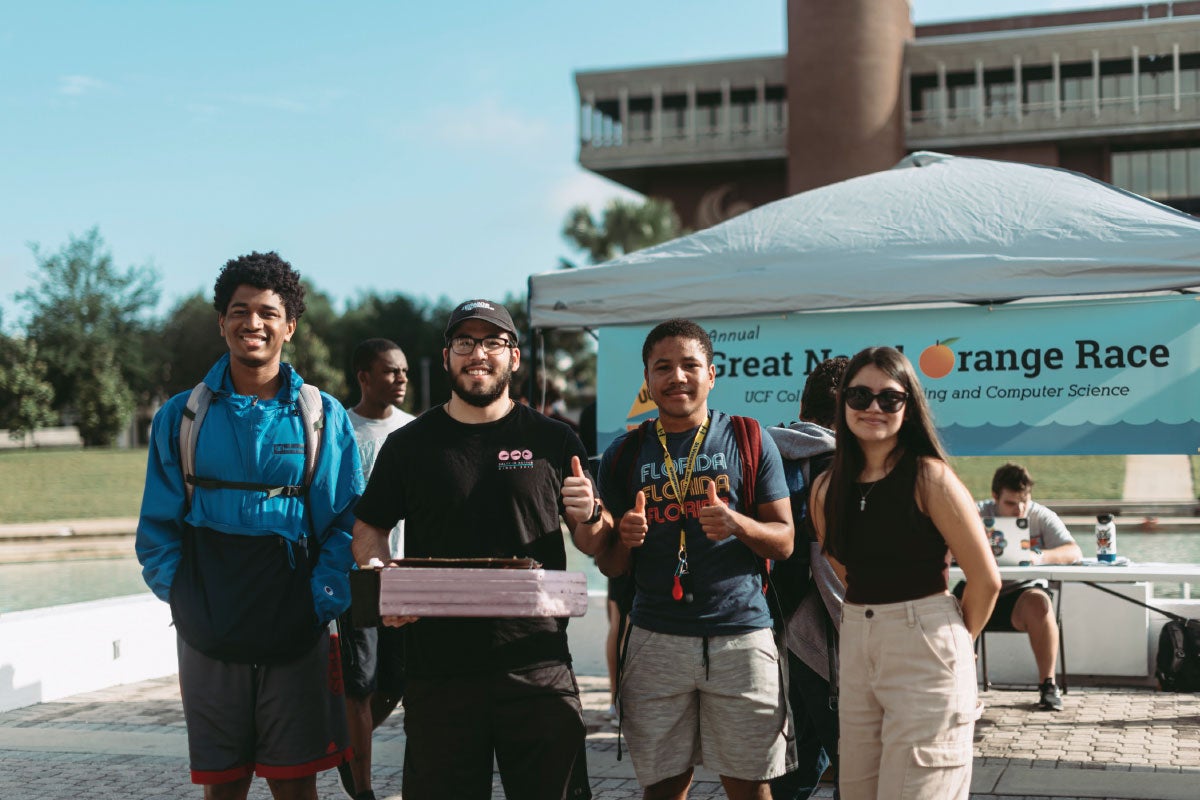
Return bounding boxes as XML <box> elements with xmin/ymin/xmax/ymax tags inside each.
<box><xmin>444</xmin><ymin>299</ymin><xmax>519</xmax><ymax>341</ymax></box>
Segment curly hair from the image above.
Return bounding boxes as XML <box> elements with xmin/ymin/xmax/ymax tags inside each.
<box><xmin>213</xmin><ymin>251</ymin><xmax>307</xmax><ymax>320</ymax></box>
<box><xmin>800</xmin><ymin>356</ymin><xmax>849</xmax><ymax>429</ymax></box>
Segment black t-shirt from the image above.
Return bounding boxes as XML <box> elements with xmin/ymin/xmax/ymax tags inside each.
<box><xmin>354</xmin><ymin>402</ymin><xmax>590</xmax><ymax>677</ymax></box>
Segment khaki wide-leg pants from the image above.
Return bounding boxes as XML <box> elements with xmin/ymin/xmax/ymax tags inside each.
<box><xmin>838</xmin><ymin>593</ymin><xmax>980</xmax><ymax>800</ymax></box>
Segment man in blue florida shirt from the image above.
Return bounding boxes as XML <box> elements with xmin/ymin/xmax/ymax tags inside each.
<box><xmin>597</xmin><ymin>319</ymin><xmax>795</xmax><ymax>800</ymax></box>
<box><xmin>137</xmin><ymin>251</ymin><xmax>363</xmax><ymax>800</ymax></box>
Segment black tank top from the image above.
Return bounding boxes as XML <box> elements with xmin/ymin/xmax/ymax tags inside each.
<box><xmin>840</xmin><ymin>457</ymin><xmax>950</xmax><ymax>605</ymax></box>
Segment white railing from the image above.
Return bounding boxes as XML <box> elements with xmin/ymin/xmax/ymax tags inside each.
<box><xmin>582</xmin><ymin>100</ymin><xmax>787</xmax><ymax>150</ymax></box>
<box><xmin>909</xmin><ymin>90</ymin><xmax>1200</xmax><ymax>127</ymax></box>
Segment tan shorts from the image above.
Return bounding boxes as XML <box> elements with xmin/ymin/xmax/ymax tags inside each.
<box><xmin>838</xmin><ymin>593</ymin><xmax>980</xmax><ymax>800</ymax></box>
<box><xmin>618</xmin><ymin>625</ymin><xmax>790</xmax><ymax>787</ymax></box>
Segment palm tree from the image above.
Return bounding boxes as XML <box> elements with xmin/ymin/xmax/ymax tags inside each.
<box><xmin>561</xmin><ymin>197</ymin><xmax>683</xmax><ymax>265</ymax></box>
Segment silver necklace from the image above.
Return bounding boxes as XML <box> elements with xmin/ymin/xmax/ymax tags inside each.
<box><xmin>858</xmin><ymin>481</ymin><xmax>878</xmax><ymax>511</ymax></box>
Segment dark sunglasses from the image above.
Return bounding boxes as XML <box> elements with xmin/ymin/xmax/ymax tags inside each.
<box><xmin>844</xmin><ymin>386</ymin><xmax>908</xmax><ymax>413</ymax></box>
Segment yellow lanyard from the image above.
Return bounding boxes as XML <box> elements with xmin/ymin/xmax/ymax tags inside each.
<box><xmin>655</xmin><ymin>415</ymin><xmax>710</xmax><ymax>560</ymax></box>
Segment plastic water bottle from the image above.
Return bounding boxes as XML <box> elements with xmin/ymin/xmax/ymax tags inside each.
<box><xmin>1095</xmin><ymin>513</ymin><xmax>1117</xmax><ymax>563</ymax></box>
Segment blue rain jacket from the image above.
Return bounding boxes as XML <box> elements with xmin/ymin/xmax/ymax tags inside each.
<box><xmin>136</xmin><ymin>354</ymin><xmax>363</xmax><ymax>626</ymax></box>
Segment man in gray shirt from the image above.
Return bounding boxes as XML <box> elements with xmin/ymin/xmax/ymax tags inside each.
<box><xmin>971</xmin><ymin>463</ymin><xmax>1081</xmax><ymax>711</ymax></box>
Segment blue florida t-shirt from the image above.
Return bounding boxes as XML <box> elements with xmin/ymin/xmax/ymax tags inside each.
<box><xmin>598</xmin><ymin>411</ymin><xmax>789</xmax><ymax>637</ymax></box>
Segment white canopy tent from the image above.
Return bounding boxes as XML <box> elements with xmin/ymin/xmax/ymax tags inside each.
<box><xmin>529</xmin><ymin>152</ymin><xmax>1200</xmax><ymax>330</ymax></box>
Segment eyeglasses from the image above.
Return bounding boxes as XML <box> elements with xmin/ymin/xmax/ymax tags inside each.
<box><xmin>844</xmin><ymin>386</ymin><xmax>908</xmax><ymax>413</ymax></box>
<box><xmin>447</xmin><ymin>335</ymin><xmax>514</xmax><ymax>355</ymax></box>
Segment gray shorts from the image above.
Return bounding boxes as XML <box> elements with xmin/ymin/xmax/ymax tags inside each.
<box><xmin>177</xmin><ymin>629</ymin><xmax>350</xmax><ymax>784</ymax></box>
<box><xmin>619</xmin><ymin>625</ymin><xmax>791</xmax><ymax>786</ymax></box>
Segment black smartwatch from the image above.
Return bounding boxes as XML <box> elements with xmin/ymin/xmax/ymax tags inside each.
<box><xmin>582</xmin><ymin>500</ymin><xmax>603</xmax><ymax>526</ymax></box>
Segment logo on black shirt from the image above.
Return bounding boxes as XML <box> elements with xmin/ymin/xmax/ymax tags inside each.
<box><xmin>497</xmin><ymin>448</ymin><xmax>534</xmax><ymax>470</ymax></box>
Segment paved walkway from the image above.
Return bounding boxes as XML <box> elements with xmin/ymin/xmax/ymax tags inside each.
<box><xmin>1</xmin><ymin>673</ymin><xmax>1198</xmax><ymax>799</ymax></box>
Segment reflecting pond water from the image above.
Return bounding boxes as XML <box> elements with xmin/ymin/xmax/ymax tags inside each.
<box><xmin>0</xmin><ymin>557</ymin><xmax>148</xmax><ymax>613</ymax></box>
<box><xmin>1</xmin><ymin>529</ymin><xmax>1196</xmax><ymax>613</ymax></box>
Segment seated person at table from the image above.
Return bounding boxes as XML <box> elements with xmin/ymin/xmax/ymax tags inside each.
<box><xmin>954</xmin><ymin>463</ymin><xmax>1081</xmax><ymax>711</ymax></box>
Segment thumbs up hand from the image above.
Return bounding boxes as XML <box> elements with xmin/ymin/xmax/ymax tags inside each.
<box><xmin>699</xmin><ymin>478</ymin><xmax>739</xmax><ymax>541</ymax></box>
<box><xmin>562</xmin><ymin>455</ymin><xmax>600</xmax><ymax>527</ymax></box>
<box><xmin>620</xmin><ymin>490</ymin><xmax>649</xmax><ymax>549</ymax></box>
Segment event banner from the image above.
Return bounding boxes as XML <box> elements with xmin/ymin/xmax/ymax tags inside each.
<box><xmin>595</xmin><ymin>295</ymin><xmax>1200</xmax><ymax>456</ymax></box>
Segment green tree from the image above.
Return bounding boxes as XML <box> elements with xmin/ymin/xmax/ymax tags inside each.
<box><xmin>74</xmin><ymin>343</ymin><xmax>136</xmax><ymax>447</ymax></box>
<box><xmin>284</xmin><ymin>281</ymin><xmax>347</xmax><ymax>400</ymax></box>
<box><xmin>561</xmin><ymin>197</ymin><xmax>683</xmax><ymax>264</ymax></box>
<box><xmin>149</xmin><ymin>292</ymin><xmax>228</xmax><ymax>399</ymax></box>
<box><xmin>17</xmin><ymin>227</ymin><xmax>160</xmax><ymax>445</ymax></box>
<box><xmin>554</xmin><ymin>197</ymin><xmax>685</xmax><ymax>411</ymax></box>
<box><xmin>335</xmin><ymin>292</ymin><xmax>455</xmax><ymax>412</ymax></box>
<box><xmin>0</xmin><ymin>331</ymin><xmax>56</xmax><ymax>438</ymax></box>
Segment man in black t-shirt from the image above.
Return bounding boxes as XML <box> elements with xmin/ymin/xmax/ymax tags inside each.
<box><xmin>352</xmin><ymin>299</ymin><xmax>613</xmax><ymax>800</ymax></box>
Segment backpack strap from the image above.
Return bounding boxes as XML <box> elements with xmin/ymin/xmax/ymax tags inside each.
<box><xmin>731</xmin><ymin>415</ymin><xmax>771</xmax><ymax>595</ymax></box>
<box><xmin>296</xmin><ymin>383</ymin><xmax>325</xmax><ymax>494</ymax></box>
<box><xmin>180</xmin><ymin>383</ymin><xmax>213</xmax><ymax>509</ymax></box>
<box><xmin>609</xmin><ymin>419</ymin><xmax>654</xmax><ymax>519</ymax></box>
<box><xmin>179</xmin><ymin>381</ymin><xmax>326</xmax><ymax>508</ymax></box>
<box><xmin>730</xmin><ymin>415</ymin><xmax>761</xmax><ymax>511</ymax></box>
<box><xmin>609</xmin><ymin>419</ymin><xmax>652</xmax><ymax>762</ymax></box>
<box><xmin>1082</xmin><ymin>580</ymin><xmax>1187</xmax><ymax>623</ymax></box>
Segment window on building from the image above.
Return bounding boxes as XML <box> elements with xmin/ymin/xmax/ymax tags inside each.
<box><xmin>765</xmin><ymin>85</ymin><xmax>786</xmax><ymax>133</ymax></box>
<box><xmin>1139</xmin><ymin>54</ymin><xmax>1173</xmax><ymax>104</ymax></box>
<box><xmin>1062</xmin><ymin>76</ymin><xmax>1094</xmax><ymax>110</ymax></box>
<box><xmin>695</xmin><ymin>91</ymin><xmax>721</xmax><ymax>137</ymax></box>
<box><xmin>1182</xmin><ymin>68</ymin><xmax>1199</xmax><ymax>97</ymax></box>
<box><xmin>663</xmin><ymin>94</ymin><xmax>687</xmax><ymax>140</ymax></box>
<box><xmin>920</xmin><ymin>86</ymin><xmax>942</xmax><ymax>117</ymax></box>
<box><xmin>1112</xmin><ymin>147</ymin><xmax>1200</xmax><ymax>207</ymax></box>
<box><xmin>1026</xmin><ymin>79</ymin><xmax>1054</xmax><ymax>116</ymax></box>
<box><xmin>988</xmin><ymin>83</ymin><xmax>1017</xmax><ymax>117</ymax></box>
<box><xmin>729</xmin><ymin>87</ymin><xmax>757</xmax><ymax>135</ymax></box>
<box><xmin>1170</xmin><ymin>149</ymin><xmax>1189</xmax><ymax>197</ymax></box>
<box><xmin>952</xmin><ymin>86</ymin><xmax>978</xmax><ymax>119</ymax></box>
<box><xmin>1101</xmin><ymin>74</ymin><xmax>1133</xmax><ymax>107</ymax></box>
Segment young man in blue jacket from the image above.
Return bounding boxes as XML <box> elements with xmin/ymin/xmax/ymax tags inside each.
<box><xmin>136</xmin><ymin>252</ymin><xmax>363</xmax><ymax>800</ymax></box>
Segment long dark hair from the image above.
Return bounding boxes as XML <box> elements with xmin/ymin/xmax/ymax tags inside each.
<box><xmin>822</xmin><ymin>347</ymin><xmax>949</xmax><ymax>561</ymax></box>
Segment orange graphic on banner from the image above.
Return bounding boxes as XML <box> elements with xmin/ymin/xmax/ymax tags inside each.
<box><xmin>625</xmin><ymin>381</ymin><xmax>658</xmax><ymax>429</ymax></box>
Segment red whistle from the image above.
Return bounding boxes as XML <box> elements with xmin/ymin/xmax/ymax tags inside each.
<box><xmin>672</xmin><ymin>575</ymin><xmax>683</xmax><ymax>601</ymax></box>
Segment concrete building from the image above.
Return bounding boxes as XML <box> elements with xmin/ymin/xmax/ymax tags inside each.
<box><xmin>576</xmin><ymin>0</ymin><xmax>1200</xmax><ymax>228</ymax></box>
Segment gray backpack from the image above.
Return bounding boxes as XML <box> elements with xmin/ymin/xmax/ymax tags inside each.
<box><xmin>179</xmin><ymin>381</ymin><xmax>324</xmax><ymax>507</ymax></box>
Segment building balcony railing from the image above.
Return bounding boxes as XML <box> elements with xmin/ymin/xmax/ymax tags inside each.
<box><xmin>907</xmin><ymin>89</ymin><xmax>1200</xmax><ymax>147</ymax></box>
<box><xmin>576</xmin><ymin>55</ymin><xmax>788</xmax><ymax>172</ymax></box>
<box><xmin>580</xmin><ymin>100</ymin><xmax>787</xmax><ymax>170</ymax></box>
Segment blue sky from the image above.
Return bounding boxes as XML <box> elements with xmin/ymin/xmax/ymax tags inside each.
<box><xmin>0</xmin><ymin>0</ymin><xmax>1139</xmax><ymax>327</ymax></box>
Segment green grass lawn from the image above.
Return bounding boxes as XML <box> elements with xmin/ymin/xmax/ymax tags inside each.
<box><xmin>0</xmin><ymin>448</ymin><xmax>147</xmax><ymax>523</ymax></box>
<box><xmin>950</xmin><ymin>455</ymin><xmax>1126</xmax><ymax>500</ymax></box>
<box><xmin>0</xmin><ymin>449</ymin><xmax>1133</xmax><ymax>523</ymax></box>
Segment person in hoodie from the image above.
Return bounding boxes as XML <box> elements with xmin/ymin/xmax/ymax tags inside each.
<box><xmin>767</xmin><ymin>356</ymin><xmax>848</xmax><ymax>800</ymax></box>
<box><xmin>136</xmin><ymin>252</ymin><xmax>363</xmax><ymax>800</ymax></box>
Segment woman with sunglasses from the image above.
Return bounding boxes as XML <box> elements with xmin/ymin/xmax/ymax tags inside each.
<box><xmin>809</xmin><ymin>346</ymin><xmax>1000</xmax><ymax>800</ymax></box>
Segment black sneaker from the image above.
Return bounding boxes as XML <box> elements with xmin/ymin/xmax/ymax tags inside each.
<box><xmin>336</xmin><ymin>761</ymin><xmax>357</xmax><ymax>800</ymax></box>
<box><xmin>1038</xmin><ymin>679</ymin><xmax>1063</xmax><ymax>711</ymax></box>
<box><xmin>356</xmin><ymin>792</ymin><xmax>377</xmax><ymax>800</ymax></box>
